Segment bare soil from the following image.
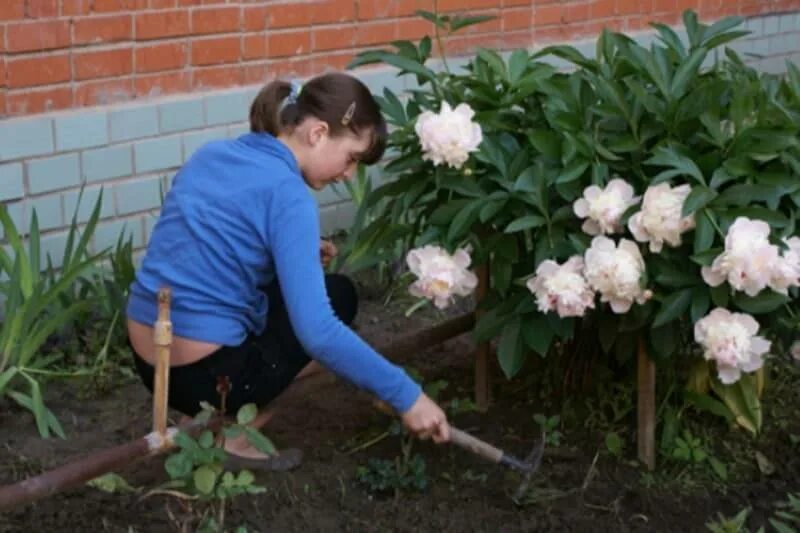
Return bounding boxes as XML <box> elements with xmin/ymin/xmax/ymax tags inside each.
<box><xmin>1</xmin><ymin>283</ymin><xmax>798</xmax><ymax>532</ymax></box>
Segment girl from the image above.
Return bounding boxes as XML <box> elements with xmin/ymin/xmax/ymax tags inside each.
<box><xmin>126</xmin><ymin>72</ymin><xmax>450</xmax><ymax>471</ymax></box>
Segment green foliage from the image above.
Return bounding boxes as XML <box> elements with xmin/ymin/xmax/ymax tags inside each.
<box><xmin>532</xmin><ymin>413</ymin><xmax>562</xmax><ymax>447</ymax></box>
<box><xmin>348</xmin><ymin>7</ymin><xmax>800</xmax><ymax>438</ymax></box>
<box><xmin>0</xmin><ymin>192</ymin><xmax>107</xmax><ymax>437</ymax></box>
<box><xmin>356</xmin><ymin>454</ymin><xmax>428</xmax><ymax>495</ymax></box>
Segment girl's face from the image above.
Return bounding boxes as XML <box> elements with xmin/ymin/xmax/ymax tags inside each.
<box><xmin>301</xmin><ymin>121</ymin><xmax>372</xmax><ymax>190</ymax></box>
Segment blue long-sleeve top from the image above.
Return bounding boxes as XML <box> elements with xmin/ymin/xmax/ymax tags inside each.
<box><xmin>127</xmin><ymin>132</ymin><xmax>421</xmax><ymax>413</ymax></box>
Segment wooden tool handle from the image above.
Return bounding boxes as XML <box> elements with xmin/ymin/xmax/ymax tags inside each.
<box><xmin>152</xmin><ymin>287</ymin><xmax>173</xmax><ymax>437</ymax></box>
<box><xmin>449</xmin><ymin>427</ymin><xmax>503</xmax><ymax>463</ymax></box>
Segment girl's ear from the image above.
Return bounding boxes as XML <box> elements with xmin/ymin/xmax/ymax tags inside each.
<box><xmin>307</xmin><ymin>119</ymin><xmax>330</xmax><ymax>147</ymax></box>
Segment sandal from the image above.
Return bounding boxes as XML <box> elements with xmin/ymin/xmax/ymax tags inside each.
<box><xmin>223</xmin><ymin>448</ymin><xmax>303</xmax><ymax>472</ymax></box>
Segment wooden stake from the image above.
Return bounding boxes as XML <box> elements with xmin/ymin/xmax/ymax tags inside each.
<box><xmin>637</xmin><ymin>336</ymin><xmax>656</xmax><ymax>470</ymax></box>
<box><xmin>475</xmin><ymin>263</ymin><xmax>490</xmax><ymax>412</ymax></box>
<box><xmin>152</xmin><ymin>288</ymin><xmax>172</xmax><ymax>438</ymax></box>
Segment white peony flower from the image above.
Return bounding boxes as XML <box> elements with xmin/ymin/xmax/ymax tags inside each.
<box><xmin>770</xmin><ymin>236</ymin><xmax>800</xmax><ymax>294</ymax></box>
<box><xmin>701</xmin><ymin>217</ymin><xmax>798</xmax><ymax>297</ymax></box>
<box><xmin>414</xmin><ymin>102</ymin><xmax>482</xmax><ymax>169</ymax></box>
<box><xmin>406</xmin><ymin>244</ymin><xmax>478</xmax><ymax>309</ymax></box>
<box><xmin>573</xmin><ymin>178</ymin><xmax>639</xmax><ymax>236</ymax></box>
<box><xmin>526</xmin><ymin>256</ymin><xmax>595</xmax><ymax>318</ymax></box>
<box><xmin>583</xmin><ymin>236</ymin><xmax>650</xmax><ymax>313</ymax></box>
<box><xmin>694</xmin><ymin>307</ymin><xmax>771</xmax><ymax>384</ymax></box>
<box><xmin>628</xmin><ymin>183</ymin><xmax>695</xmax><ymax>253</ymax></box>
<box><xmin>791</xmin><ymin>340</ymin><xmax>800</xmax><ymax>362</ymax></box>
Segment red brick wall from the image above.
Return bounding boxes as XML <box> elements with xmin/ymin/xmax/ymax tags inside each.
<box><xmin>1</xmin><ymin>0</ymin><xmax>797</xmax><ymax>118</ymax></box>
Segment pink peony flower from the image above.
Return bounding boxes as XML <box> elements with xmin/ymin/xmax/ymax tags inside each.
<box><xmin>628</xmin><ymin>183</ymin><xmax>695</xmax><ymax>253</ymax></box>
<box><xmin>694</xmin><ymin>307</ymin><xmax>770</xmax><ymax>384</ymax></box>
<box><xmin>526</xmin><ymin>256</ymin><xmax>595</xmax><ymax>317</ymax></box>
<box><xmin>406</xmin><ymin>245</ymin><xmax>478</xmax><ymax>309</ymax></box>
<box><xmin>583</xmin><ymin>236</ymin><xmax>650</xmax><ymax>313</ymax></box>
<box><xmin>573</xmin><ymin>178</ymin><xmax>639</xmax><ymax>236</ymax></box>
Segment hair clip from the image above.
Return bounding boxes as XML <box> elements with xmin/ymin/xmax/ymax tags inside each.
<box><xmin>279</xmin><ymin>79</ymin><xmax>303</xmax><ymax>113</ymax></box>
<box><xmin>341</xmin><ymin>101</ymin><xmax>356</xmax><ymax>126</ymax></box>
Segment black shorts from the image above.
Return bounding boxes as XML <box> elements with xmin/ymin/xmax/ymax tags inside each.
<box><xmin>131</xmin><ymin>274</ymin><xmax>358</xmax><ymax>417</ymax></box>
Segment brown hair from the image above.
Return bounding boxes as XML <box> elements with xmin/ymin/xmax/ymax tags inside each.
<box><xmin>249</xmin><ymin>72</ymin><xmax>387</xmax><ymax>165</ymax></box>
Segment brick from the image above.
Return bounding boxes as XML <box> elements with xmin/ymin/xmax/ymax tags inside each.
<box><xmin>135</xmin><ymin>10</ymin><xmax>190</xmax><ymax>40</ymax></box>
<box><xmin>94</xmin><ymin>0</ymin><xmax>147</xmax><ymax>12</ymax></box>
<box><xmin>63</xmin><ymin>187</ymin><xmax>115</xmax><ymax>224</ymax></box>
<box><xmin>0</xmin><ymin>2</ymin><xmax>25</xmax><ymax>20</ymax></box>
<box><xmin>61</xmin><ymin>0</ymin><xmax>92</xmax><ymax>15</ymax></box>
<box><xmin>29</xmin><ymin>195</ymin><xmax>63</xmax><ymax>231</ymax></box>
<box><xmin>27</xmin><ymin>0</ymin><xmax>59</xmax><ymax>17</ymax></box>
<box><xmin>0</xmin><ymin>117</ymin><xmax>54</xmax><ymax>161</ymax></box>
<box><xmin>135</xmin><ymin>42</ymin><xmax>188</xmax><ymax>73</ymax></box>
<box><xmin>243</xmin><ymin>61</ymin><xmax>270</xmax><ymax>84</ymax></box>
<box><xmin>158</xmin><ymin>99</ymin><xmax>204</xmax><ymax>134</ymax></box>
<box><xmin>395</xmin><ymin>18</ymin><xmax>433</xmax><ymax>41</ymax></box>
<box><xmin>134</xmin><ymin>136</ymin><xmax>182</xmax><ymax>173</ymax></box>
<box><xmin>73</xmin><ymin>15</ymin><xmax>133</xmax><ymax>45</ymax></box>
<box><xmin>591</xmin><ymin>0</ymin><xmax>615</xmax><ymax>18</ymax></box>
<box><xmin>134</xmin><ymin>71</ymin><xmax>191</xmax><ymax>98</ymax></box>
<box><xmin>7</xmin><ymin>54</ymin><xmax>70</xmax><ymax>89</ymax></box>
<box><xmin>204</xmin><ymin>90</ymin><xmax>249</xmax><ymax>126</ymax></box>
<box><xmin>193</xmin><ymin>65</ymin><xmax>243</xmax><ymax>90</ymax></box>
<box><xmin>533</xmin><ymin>4</ymin><xmax>564</xmax><ymax>26</ymax></box>
<box><xmin>75</xmin><ymin>78</ymin><xmax>134</xmax><ymax>107</ymax></box>
<box><xmin>502</xmin><ymin>8</ymin><xmax>533</xmax><ymax>32</ymax></box>
<box><xmin>438</xmin><ymin>0</ymin><xmax>496</xmax><ymax>10</ymax></box>
<box><xmin>653</xmin><ymin>0</ymin><xmax>676</xmax><ymax>12</ymax></box>
<box><xmin>110</xmin><ymin>105</ymin><xmax>158</xmax><ymax>142</ymax></box>
<box><xmin>191</xmin><ymin>36</ymin><xmax>240</xmax><ymax>66</ymax></box>
<box><xmin>27</xmin><ymin>153</ymin><xmax>81</xmax><ymax>194</ymax></box>
<box><xmin>0</xmin><ymin>90</ymin><xmax>5</xmax><ymax>116</ymax></box>
<box><xmin>114</xmin><ymin>175</ymin><xmax>164</xmax><ymax>214</ymax></box>
<box><xmin>267</xmin><ymin>30</ymin><xmax>311</xmax><ymax>57</ymax></box>
<box><xmin>6</xmin><ymin>86</ymin><xmax>73</xmax><ymax>116</ymax></box>
<box><xmin>315</xmin><ymin>51</ymin><xmax>352</xmax><ymax>71</ymax></box>
<box><xmin>264</xmin><ymin>57</ymin><xmax>315</xmax><ymax>79</ymax></box>
<box><xmin>94</xmin><ymin>217</ymin><xmax>145</xmax><ymax>252</ymax></box>
<box><xmin>0</xmin><ymin>57</ymin><xmax>7</xmax><ymax>88</ymax></box>
<box><xmin>192</xmin><ymin>6</ymin><xmax>241</xmax><ymax>34</ymax></box>
<box><xmin>242</xmin><ymin>34</ymin><xmax>267</xmax><ymax>60</ymax></box>
<box><xmin>243</xmin><ymin>5</ymin><xmax>269</xmax><ymax>31</ymax></box>
<box><xmin>182</xmin><ymin>127</ymin><xmax>227</xmax><ymax>162</ymax></box>
<box><xmin>763</xmin><ymin>15</ymin><xmax>780</xmax><ymax>35</ymax></box>
<box><xmin>149</xmin><ymin>0</ymin><xmax>177</xmax><ymax>8</ymax></box>
<box><xmin>74</xmin><ymin>48</ymin><xmax>133</xmax><ymax>81</ymax></box>
<box><xmin>0</xmin><ymin>163</ymin><xmax>24</xmax><ymax>201</ymax></box>
<box><xmin>353</xmin><ymin>21</ymin><xmax>394</xmax><ymax>47</ymax></box>
<box><xmin>314</xmin><ymin>26</ymin><xmax>356</xmax><ymax>52</ymax></box>
<box><xmin>36</xmin><ymin>231</ymin><xmax>67</xmax><ymax>268</ymax></box>
<box><xmin>7</xmin><ymin>20</ymin><xmax>71</xmax><ymax>52</ymax></box>
<box><xmin>82</xmin><ymin>145</ymin><xmax>133</xmax><ymax>182</ymax></box>
<box><xmin>54</xmin><ymin>111</ymin><xmax>109</xmax><ymax>152</ymax></box>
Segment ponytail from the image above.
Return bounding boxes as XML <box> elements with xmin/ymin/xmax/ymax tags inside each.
<box><xmin>249</xmin><ymin>80</ymin><xmax>293</xmax><ymax>136</ymax></box>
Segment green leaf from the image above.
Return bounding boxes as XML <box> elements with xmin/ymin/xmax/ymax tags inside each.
<box><xmin>690</xmin><ymin>287</ymin><xmax>710</xmax><ymax>323</ymax></box>
<box><xmin>521</xmin><ymin>314</ymin><xmax>553</xmax><ymax>357</ymax></box>
<box><xmin>649</xmin><ymin>322</ymin><xmax>677</xmax><ymax>358</ymax></box>
<box><xmin>504</xmin><ymin>215</ymin><xmax>546</xmax><ymax>233</ymax></box>
<box><xmin>652</xmin><ymin>288</ymin><xmax>693</xmax><ymax>328</ymax></box>
<box><xmin>708</xmin><ymin>456</ymin><xmax>727</xmax><ymax>481</ymax></box>
<box><xmin>446</xmin><ymin>200</ymin><xmax>481</xmax><ymax>241</ymax></box>
<box><xmin>684</xmin><ymin>391</ymin><xmax>734</xmax><ymax>422</ymax></box>
<box><xmin>682</xmin><ymin>186</ymin><xmax>717</xmax><ymax>217</ymax></box>
<box><xmin>693</xmin><ymin>209</ymin><xmax>716</xmax><ymax>254</ymax></box>
<box><xmin>415</xmin><ymin>10</ymin><xmax>448</xmax><ymax>29</ymax></box>
<box><xmin>165</xmin><ymin>452</ymin><xmax>193</xmax><ymax>480</ymax></box>
<box><xmin>472</xmin><ymin>307</ymin><xmax>510</xmax><ymax>342</ymax></box>
<box><xmin>477</xmin><ymin>48</ymin><xmax>507</xmax><ymax>81</ymax></box>
<box><xmin>449</xmin><ymin>14</ymin><xmax>495</xmax><ymax>32</ymax></box>
<box><xmin>597</xmin><ymin>313</ymin><xmax>619</xmax><ymax>354</ymax></box>
<box><xmin>732</xmin><ymin>291</ymin><xmax>789</xmax><ymax>314</ymax></box>
<box><xmin>555</xmin><ymin>160</ymin><xmax>589</xmax><ymax>184</ymax></box>
<box><xmin>236</xmin><ymin>403</ymin><xmax>257</xmax><ymax>425</ymax></box>
<box><xmin>243</xmin><ymin>427</ymin><xmax>277</xmax><ymax>455</ymax></box>
<box><xmin>198</xmin><ymin>430</ymin><xmax>214</xmax><ymax>449</ymax></box>
<box><xmin>194</xmin><ymin>465</ymin><xmax>218</xmax><ymax>495</ymax></box>
<box><xmin>508</xmin><ymin>49</ymin><xmax>528</xmax><ymax>83</ymax></box>
<box><xmin>645</xmin><ymin>145</ymin><xmax>705</xmax><ymax>185</ymax></box>
<box><xmin>527</xmin><ymin>129</ymin><xmax>561</xmax><ymax>160</ymax></box>
<box><xmin>498</xmin><ymin>318</ymin><xmax>525</xmax><ymax>378</ymax></box>
<box><xmin>87</xmin><ymin>473</ymin><xmax>138</xmax><ymax>494</ymax></box>
<box><xmin>670</xmin><ymin>47</ymin><xmax>707</xmax><ymax>100</ymax></box>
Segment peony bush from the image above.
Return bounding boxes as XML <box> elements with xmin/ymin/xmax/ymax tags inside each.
<box><xmin>349</xmin><ymin>9</ymin><xmax>800</xmax><ymax>435</ymax></box>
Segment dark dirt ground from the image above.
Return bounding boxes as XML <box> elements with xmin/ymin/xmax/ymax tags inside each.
<box><xmin>1</xmin><ymin>281</ymin><xmax>799</xmax><ymax>533</ymax></box>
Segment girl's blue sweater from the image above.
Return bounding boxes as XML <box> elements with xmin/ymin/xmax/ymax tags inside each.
<box><xmin>127</xmin><ymin>132</ymin><xmax>421</xmax><ymax>413</ymax></box>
